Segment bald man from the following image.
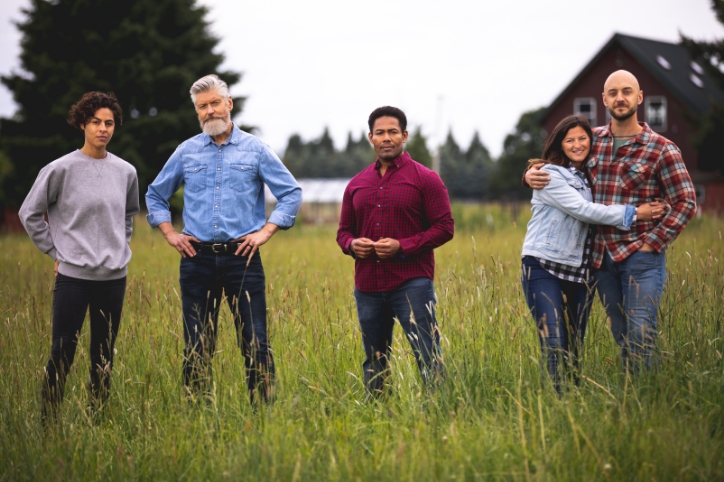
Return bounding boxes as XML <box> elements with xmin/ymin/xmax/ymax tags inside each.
<box><xmin>526</xmin><ymin>70</ymin><xmax>696</xmax><ymax>372</ymax></box>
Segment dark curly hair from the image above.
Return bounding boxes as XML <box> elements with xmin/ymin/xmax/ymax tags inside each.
<box><xmin>368</xmin><ymin>106</ymin><xmax>407</xmax><ymax>132</ymax></box>
<box><xmin>67</xmin><ymin>91</ymin><xmax>123</xmax><ymax>130</ymax></box>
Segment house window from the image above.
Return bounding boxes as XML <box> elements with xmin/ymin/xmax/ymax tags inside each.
<box><xmin>574</xmin><ymin>98</ymin><xmax>597</xmax><ymax>126</ymax></box>
<box><xmin>645</xmin><ymin>96</ymin><xmax>667</xmax><ymax>132</ymax></box>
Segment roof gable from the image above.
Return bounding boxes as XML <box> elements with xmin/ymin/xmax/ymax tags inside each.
<box><xmin>545</xmin><ymin>33</ymin><xmax>724</xmax><ymax>120</ymax></box>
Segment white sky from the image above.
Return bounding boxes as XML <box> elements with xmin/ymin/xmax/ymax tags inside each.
<box><xmin>1</xmin><ymin>0</ymin><xmax>723</xmax><ymax>157</ymax></box>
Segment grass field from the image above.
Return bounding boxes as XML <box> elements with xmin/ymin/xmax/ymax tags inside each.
<box><xmin>1</xmin><ymin>204</ymin><xmax>722</xmax><ymax>481</ymax></box>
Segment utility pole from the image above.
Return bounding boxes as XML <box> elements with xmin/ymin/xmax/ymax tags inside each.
<box><xmin>432</xmin><ymin>95</ymin><xmax>443</xmax><ymax>174</ymax></box>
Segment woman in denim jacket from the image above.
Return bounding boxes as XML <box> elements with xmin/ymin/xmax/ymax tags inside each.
<box><xmin>521</xmin><ymin>115</ymin><xmax>664</xmax><ymax>394</ymax></box>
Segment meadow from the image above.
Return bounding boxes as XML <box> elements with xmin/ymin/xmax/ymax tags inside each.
<box><xmin>0</xmin><ymin>204</ymin><xmax>722</xmax><ymax>481</ymax></box>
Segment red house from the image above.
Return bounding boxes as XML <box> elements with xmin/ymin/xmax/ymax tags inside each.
<box><xmin>542</xmin><ymin>33</ymin><xmax>724</xmax><ymax>214</ymax></box>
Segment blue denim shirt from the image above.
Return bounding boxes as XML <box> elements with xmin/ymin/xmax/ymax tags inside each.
<box><xmin>522</xmin><ymin>164</ymin><xmax>636</xmax><ymax>267</ymax></box>
<box><xmin>146</xmin><ymin>125</ymin><xmax>302</xmax><ymax>242</ymax></box>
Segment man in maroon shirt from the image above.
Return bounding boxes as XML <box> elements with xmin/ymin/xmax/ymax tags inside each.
<box><xmin>337</xmin><ymin>106</ymin><xmax>454</xmax><ymax>397</ymax></box>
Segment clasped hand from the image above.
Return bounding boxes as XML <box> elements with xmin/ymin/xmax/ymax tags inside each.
<box><xmin>351</xmin><ymin>237</ymin><xmax>401</xmax><ymax>259</ymax></box>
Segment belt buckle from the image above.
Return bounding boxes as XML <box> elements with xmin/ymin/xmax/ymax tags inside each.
<box><xmin>211</xmin><ymin>243</ymin><xmax>225</xmax><ymax>254</ymax></box>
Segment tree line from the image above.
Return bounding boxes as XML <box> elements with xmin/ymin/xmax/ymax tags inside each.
<box><xmin>281</xmin><ymin>109</ymin><xmax>546</xmax><ymax>202</ymax></box>
<box><xmin>0</xmin><ymin>0</ymin><xmax>722</xmax><ymax>213</ymax></box>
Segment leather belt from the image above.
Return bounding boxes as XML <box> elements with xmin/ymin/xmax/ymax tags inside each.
<box><xmin>191</xmin><ymin>241</ymin><xmax>241</xmax><ymax>255</ymax></box>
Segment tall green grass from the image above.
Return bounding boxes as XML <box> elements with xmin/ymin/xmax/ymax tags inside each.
<box><xmin>1</xmin><ymin>205</ymin><xmax>722</xmax><ymax>481</ymax></box>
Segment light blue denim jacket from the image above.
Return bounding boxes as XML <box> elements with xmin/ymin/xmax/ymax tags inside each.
<box><xmin>522</xmin><ymin>164</ymin><xmax>636</xmax><ymax>267</ymax></box>
<box><xmin>146</xmin><ymin>125</ymin><xmax>302</xmax><ymax>242</ymax></box>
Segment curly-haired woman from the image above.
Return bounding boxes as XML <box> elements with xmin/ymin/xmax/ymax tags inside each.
<box><xmin>19</xmin><ymin>91</ymin><xmax>139</xmax><ymax>421</ymax></box>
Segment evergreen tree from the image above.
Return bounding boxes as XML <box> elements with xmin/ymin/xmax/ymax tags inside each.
<box><xmin>489</xmin><ymin>107</ymin><xmax>547</xmax><ymax>200</ymax></box>
<box><xmin>340</xmin><ymin>132</ymin><xmax>374</xmax><ymax>176</ymax></box>
<box><xmin>0</xmin><ymin>0</ymin><xmax>242</xmax><ymax>208</ymax></box>
<box><xmin>406</xmin><ymin>127</ymin><xmax>433</xmax><ymax>168</ymax></box>
<box><xmin>439</xmin><ymin>130</ymin><xmax>463</xmax><ymax>198</ymax></box>
<box><xmin>458</xmin><ymin>131</ymin><xmax>493</xmax><ymax>200</ymax></box>
<box><xmin>283</xmin><ymin>130</ymin><xmax>373</xmax><ymax>179</ymax></box>
<box><xmin>313</xmin><ymin>128</ymin><xmax>337</xmax><ymax>178</ymax></box>
<box><xmin>680</xmin><ymin>0</ymin><xmax>724</xmax><ymax>172</ymax></box>
<box><xmin>438</xmin><ymin>130</ymin><xmax>493</xmax><ymax>200</ymax></box>
<box><xmin>281</xmin><ymin>134</ymin><xmax>307</xmax><ymax>177</ymax></box>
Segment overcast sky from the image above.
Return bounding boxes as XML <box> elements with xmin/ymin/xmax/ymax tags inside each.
<box><xmin>1</xmin><ymin>0</ymin><xmax>723</xmax><ymax>157</ymax></box>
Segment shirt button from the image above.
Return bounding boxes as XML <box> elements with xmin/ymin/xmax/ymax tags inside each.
<box><xmin>218</xmin><ymin>149</ymin><xmax>221</xmax><ymax>152</ymax></box>
<box><xmin>378</xmin><ymin>204</ymin><xmax>381</xmax><ymax>207</ymax></box>
<box><xmin>216</xmin><ymin>186</ymin><xmax>219</xmax><ymax>189</ymax></box>
<box><xmin>376</xmin><ymin>223</ymin><xmax>379</xmax><ymax>226</ymax></box>
<box><xmin>217</xmin><ymin>167</ymin><xmax>221</xmax><ymax>171</ymax></box>
<box><xmin>379</xmin><ymin>187</ymin><xmax>383</xmax><ymax>189</ymax></box>
<box><xmin>215</xmin><ymin>205</ymin><xmax>218</xmax><ymax>208</ymax></box>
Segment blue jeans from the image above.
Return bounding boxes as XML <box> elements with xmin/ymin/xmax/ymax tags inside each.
<box><xmin>43</xmin><ymin>274</ymin><xmax>126</xmax><ymax>418</ymax></box>
<box><xmin>593</xmin><ymin>250</ymin><xmax>666</xmax><ymax>371</ymax></box>
<box><xmin>354</xmin><ymin>277</ymin><xmax>442</xmax><ymax>396</ymax></box>
<box><xmin>521</xmin><ymin>257</ymin><xmax>594</xmax><ymax>393</ymax></box>
<box><xmin>179</xmin><ymin>250</ymin><xmax>273</xmax><ymax>404</ymax></box>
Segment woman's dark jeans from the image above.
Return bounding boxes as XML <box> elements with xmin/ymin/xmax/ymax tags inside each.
<box><xmin>43</xmin><ymin>273</ymin><xmax>126</xmax><ymax>417</ymax></box>
<box><xmin>521</xmin><ymin>257</ymin><xmax>593</xmax><ymax>394</ymax></box>
<box><xmin>179</xmin><ymin>250</ymin><xmax>273</xmax><ymax>404</ymax></box>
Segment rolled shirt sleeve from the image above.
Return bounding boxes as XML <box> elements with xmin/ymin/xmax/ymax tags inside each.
<box><xmin>258</xmin><ymin>143</ymin><xmax>302</xmax><ymax>229</ymax></box>
<box><xmin>145</xmin><ymin>146</ymin><xmax>184</xmax><ymax>228</ymax></box>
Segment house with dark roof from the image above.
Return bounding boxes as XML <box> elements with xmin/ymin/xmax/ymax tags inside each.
<box><xmin>542</xmin><ymin>32</ymin><xmax>724</xmax><ymax>214</ymax></box>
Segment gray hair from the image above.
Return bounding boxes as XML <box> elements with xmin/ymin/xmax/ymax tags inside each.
<box><xmin>190</xmin><ymin>74</ymin><xmax>230</xmax><ymax>104</ymax></box>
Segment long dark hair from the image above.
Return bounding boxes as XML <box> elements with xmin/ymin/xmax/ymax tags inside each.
<box><xmin>528</xmin><ymin>114</ymin><xmax>592</xmax><ymax>168</ymax></box>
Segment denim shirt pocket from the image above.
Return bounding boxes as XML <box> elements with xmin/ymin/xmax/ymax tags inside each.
<box><xmin>184</xmin><ymin>164</ymin><xmax>208</xmax><ymax>193</ymax></box>
<box><xmin>230</xmin><ymin>163</ymin><xmax>256</xmax><ymax>192</ymax></box>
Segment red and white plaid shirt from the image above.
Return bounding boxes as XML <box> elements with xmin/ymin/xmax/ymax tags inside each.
<box><xmin>588</xmin><ymin>122</ymin><xmax>696</xmax><ymax>269</ymax></box>
<box><xmin>336</xmin><ymin>151</ymin><xmax>454</xmax><ymax>292</ymax></box>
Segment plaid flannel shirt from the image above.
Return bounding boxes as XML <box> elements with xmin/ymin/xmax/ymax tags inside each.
<box><xmin>588</xmin><ymin>122</ymin><xmax>696</xmax><ymax>269</ymax></box>
<box><xmin>336</xmin><ymin>151</ymin><xmax>454</xmax><ymax>292</ymax></box>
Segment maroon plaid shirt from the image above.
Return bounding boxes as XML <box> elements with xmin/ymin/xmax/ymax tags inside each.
<box><xmin>588</xmin><ymin>122</ymin><xmax>696</xmax><ymax>269</ymax></box>
<box><xmin>337</xmin><ymin>151</ymin><xmax>454</xmax><ymax>292</ymax></box>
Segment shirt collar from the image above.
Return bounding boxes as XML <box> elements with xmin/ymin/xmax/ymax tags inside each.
<box><xmin>375</xmin><ymin>151</ymin><xmax>411</xmax><ymax>171</ymax></box>
<box><xmin>599</xmin><ymin>121</ymin><xmax>651</xmax><ymax>145</ymax></box>
<box><xmin>201</xmin><ymin>123</ymin><xmax>240</xmax><ymax>146</ymax></box>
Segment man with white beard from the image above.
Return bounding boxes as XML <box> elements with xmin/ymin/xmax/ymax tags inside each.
<box><xmin>146</xmin><ymin>74</ymin><xmax>301</xmax><ymax>406</ymax></box>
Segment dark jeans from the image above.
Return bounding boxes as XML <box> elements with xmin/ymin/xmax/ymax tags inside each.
<box><xmin>43</xmin><ymin>274</ymin><xmax>126</xmax><ymax>416</ymax></box>
<box><xmin>179</xmin><ymin>250</ymin><xmax>273</xmax><ymax>404</ymax></box>
<box><xmin>593</xmin><ymin>250</ymin><xmax>666</xmax><ymax>371</ymax></box>
<box><xmin>521</xmin><ymin>257</ymin><xmax>593</xmax><ymax>394</ymax></box>
<box><xmin>353</xmin><ymin>277</ymin><xmax>442</xmax><ymax>396</ymax></box>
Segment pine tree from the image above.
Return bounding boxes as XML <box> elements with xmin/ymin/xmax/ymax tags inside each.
<box><xmin>439</xmin><ymin>130</ymin><xmax>463</xmax><ymax>199</ymax></box>
<box><xmin>340</xmin><ymin>132</ymin><xmax>374</xmax><ymax>177</ymax></box>
<box><xmin>489</xmin><ymin>107</ymin><xmax>547</xmax><ymax>200</ymax></box>
<box><xmin>406</xmin><ymin>127</ymin><xmax>433</xmax><ymax>168</ymax></box>
<box><xmin>0</xmin><ymin>0</ymin><xmax>242</xmax><ymax>208</ymax></box>
<box><xmin>459</xmin><ymin>131</ymin><xmax>493</xmax><ymax>200</ymax></box>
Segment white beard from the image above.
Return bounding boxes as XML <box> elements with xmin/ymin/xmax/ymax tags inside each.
<box><xmin>201</xmin><ymin>115</ymin><xmax>231</xmax><ymax>137</ymax></box>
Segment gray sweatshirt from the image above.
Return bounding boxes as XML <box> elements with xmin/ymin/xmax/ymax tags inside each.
<box><xmin>19</xmin><ymin>149</ymin><xmax>140</xmax><ymax>280</ymax></box>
